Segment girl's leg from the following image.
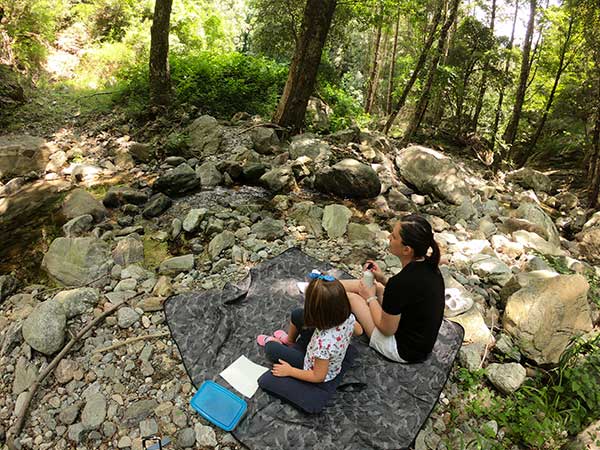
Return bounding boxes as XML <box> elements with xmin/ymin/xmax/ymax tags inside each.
<box><xmin>341</xmin><ymin>280</ymin><xmax>385</xmax><ymax>301</ymax></box>
<box><xmin>347</xmin><ymin>292</ymin><xmax>376</xmax><ymax>338</ymax></box>
<box><xmin>264</xmin><ymin>342</ymin><xmax>305</xmax><ymax>368</ymax></box>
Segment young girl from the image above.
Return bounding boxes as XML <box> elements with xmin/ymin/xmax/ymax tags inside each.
<box><xmin>258</xmin><ymin>273</ymin><xmax>363</xmax><ymax>384</ymax></box>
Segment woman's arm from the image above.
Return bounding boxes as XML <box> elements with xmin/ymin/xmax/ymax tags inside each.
<box><xmin>368</xmin><ymin>300</ymin><xmax>400</xmax><ymax>336</ymax></box>
<box><xmin>272</xmin><ymin>358</ymin><xmax>329</xmax><ymax>383</ymax></box>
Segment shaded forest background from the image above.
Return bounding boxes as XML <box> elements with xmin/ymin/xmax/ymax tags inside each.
<box><xmin>1</xmin><ymin>0</ymin><xmax>599</xmax><ymax>207</ymax></box>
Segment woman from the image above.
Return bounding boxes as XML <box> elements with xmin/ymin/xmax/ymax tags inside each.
<box><xmin>342</xmin><ymin>214</ymin><xmax>445</xmax><ymax>363</ymax></box>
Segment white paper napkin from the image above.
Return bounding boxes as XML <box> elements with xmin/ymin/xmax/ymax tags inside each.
<box><xmin>219</xmin><ymin>355</ymin><xmax>270</xmax><ymax>398</ymax></box>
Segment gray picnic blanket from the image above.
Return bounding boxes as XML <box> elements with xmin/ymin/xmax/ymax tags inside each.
<box><xmin>164</xmin><ymin>247</ymin><xmax>464</xmax><ymax>450</ymax></box>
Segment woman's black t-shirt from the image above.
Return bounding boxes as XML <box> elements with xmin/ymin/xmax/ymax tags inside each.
<box><xmin>382</xmin><ymin>261</ymin><xmax>445</xmax><ymax>362</ymax></box>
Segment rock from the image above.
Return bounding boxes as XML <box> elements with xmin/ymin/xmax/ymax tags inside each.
<box><xmin>42</xmin><ymin>237</ymin><xmax>111</xmax><ymax>286</ymax></box>
<box><xmin>112</xmin><ymin>237</ymin><xmax>144</xmax><ymax>267</ymax></box>
<box><xmin>0</xmin><ymin>135</ymin><xmax>50</xmax><ymax>178</ymax></box>
<box><xmin>260</xmin><ymin>166</ymin><xmax>297</xmax><ymax>193</ymax></box>
<box><xmin>128</xmin><ymin>142</ymin><xmax>153</xmax><ymax>162</ymax></box>
<box><xmin>182</xmin><ymin>208</ymin><xmax>207</xmax><ymax>233</ymax></box>
<box><xmin>117</xmin><ymin>307</ymin><xmax>140</xmax><ymax>328</ymax></box>
<box><xmin>62</xmin><ymin>189</ymin><xmax>107</xmax><ymax>222</ymax></box>
<box><xmin>135</xmin><ymin>296</ymin><xmax>165</xmax><ymax>312</ymax></box>
<box><xmin>583</xmin><ymin>211</ymin><xmax>600</xmax><ymax>231</ymax></box>
<box><xmin>513</xmin><ymin>202</ymin><xmax>560</xmax><ymax>245</ymax></box>
<box><xmin>196</xmin><ymin>161</ymin><xmax>222</xmax><ymax>187</ymax></box>
<box><xmin>177</xmin><ymin>428</ymin><xmax>196</xmax><ymax>448</ymax></box>
<box><xmin>306</xmin><ymin>97</ymin><xmax>332</xmax><ymax>131</ymax></box>
<box><xmin>165</xmin><ymin>156</ymin><xmax>187</xmax><ymax>166</ymax></box>
<box><xmin>448</xmin><ymin>307</ymin><xmax>494</xmax><ymax>347</ymax></box>
<box><xmin>503</xmin><ymin>273</ymin><xmax>592</xmax><ymax>365</ymax></box>
<box><xmin>53</xmin><ymin>287</ymin><xmax>100</xmax><ymax>318</ymax></box>
<box><xmin>387</xmin><ymin>188</ymin><xmax>413</xmax><ymax>211</ymax></box>
<box><xmin>470</xmin><ymin>255</ymin><xmax>512</xmax><ymax>286</ymax></box>
<box><xmin>0</xmin><ymin>274</ymin><xmax>18</xmax><ymax>303</ymax></box>
<box><xmin>63</xmin><ymin>214</ymin><xmax>94</xmax><ymax>238</ymax></box>
<box><xmin>208</xmin><ymin>231</ymin><xmax>235</xmax><ymax>259</ymax></box>
<box><xmin>458</xmin><ymin>343</ymin><xmax>485</xmax><ymax>371</ymax></box>
<box><xmin>570</xmin><ymin>419</ymin><xmax>600</xmax><ymax>450</ymax></box>
<box><xmin>314</xmin><ymin>158</ymin><xmax>381</xmax><ymax>199</ymax></box>
<box><xmin>143</xmin><ymin>193</ymin><xmax>172</xmax><ymax>218</ymax></box>
<box><xmin>327</xmin><ymin>127</ymin><xmax>360</xmax><ymax>145</ymax></box>
<box><xmin>195</xmin><ymin>423</ymin><xmax>217</xmax><ymax>447</ymax></box>
<box><xmin>114</xmin><ymin>150</ymin><xmax>135</xmax><ymax>169</ymax></box>
<box><xmin>251</xmin><ymin>127</ymin><xmax>280</xmax><ymax>154</ymax></box>
<box><xmin>46</xmin><ymin>150</ymin><xmax>68</xmax><ymax>173</ymax></box>
<box><xmin>241</xmin><ymin>162</ymin><xmax>269</xmax><ymax>183</ymax></box>
<box><xmin>22</xmin><ymin>300</ymin><xmax>67</xmax><ymax>355</ymax></box>
<box><xmin>68</xmin><ymin>423</ymin><xmax>86</xmax><ymax>443</ymax></box>
<box><xmin>495</xmin><ymin>334</ymin><xmax>521</xmax><ymax>361</ymax></box>
<box><xmin>103</xmin><ymin>186</ymin><xmax>148</xmax><ymax>208</ymax></box>
<box><xmin>499</xmin><ymin>270</ymin><xmax>558</xmax><ymax>307</ymax></box>
<box><xmin>506</xmin><ymin>167</ymin><xmax>552</xmax><ymax>193</ymax></box>
<box><xmin>486</xmin><ymin>363</ymin><xmax>527</xmax><ymax>394</ymax></box>
<box><xmin>347</xmin><ymin>223</ymin><xmax>375</xmax><ymax>242</ymax></box>
<box><xmin>251</xmin><ymin>218</ymin><xmax>285</xmax><ymax>240</ymax></box>
<box><xmin>153</xmin><ymin>163</ymin><xmax>199</xmax><ymax>196</ymax></box>
<box><xmin>289</xmin><ymin>133</ymin><xmax>330</xmax><ymax>159</ymax></box>
<box><xmin>12</xmin><ymin>357</ymin><xmax>38</xmax><ymax>395</ymax></box>
<box><xmin>140</xmin><ymin>419</ymin><xmax>158</xmax><ymax>438</ymax></box>
<box><xmin>124</xmin><ymin>399</ymin><xmax>158</xmax><ymax>423</ymax></box>
<box><xmin>55</xmin><ymin>359</ymin><xmax>78</xmax><ymax>384</ymax></box>
<box><xmin>152</xmin><ymin>276</ymin><xmax>173</xmax><ymax>297</ymax></box>
<box><xmin>511</xmin><ymin>230</ymin><xmax>564</xmax><ymax>256</ymax></box>
<box><xmin>289</xmin><ymin>201</ymin><xmax>323</xmax><ymax>236</ymax></box>
<box><xmin>59</xmin><ymin>403</ymin><xmax>81</xmax><ymax>425</ymax></box>
<box><xmin>395</xmin><ymin>146</ymin><xmax>472</xmax><ymax>204</ymax></box>
<box><xmin>576</xmin><ymin>227</ymin><xmax>600</xmax><ymax>264</ymax></box>
<box><xmin>115</xmin><ymin>277</ymin><xmax>137</xmax><ymax>291</ymax></box>
<box><xmin>555</xmin><ymin>191</ymin><xmax>578</xmax><ymax>210</ymax></box>
<box><xmin>322</xmin><ymin>204</ymin><xmax>352</xmax><ymax>239</ymax></box>
<box><xmin>159</xmin><ymin>255</ymin><xmax>194</xmax><ymax>275</ymax></box>
<box><xmin>117</xmin><ymin>436</ymin><xmax>132</xmax><ymax>448</ymax></box>
<box><xmin>81</xmin><ymin>393</ymin><xmax>106</xmax><ymax>430</ymax></box>
<box><xmin>188</xmin><ymin>115</ymin><xmax>223</xmax><ymax>157</ymax></box>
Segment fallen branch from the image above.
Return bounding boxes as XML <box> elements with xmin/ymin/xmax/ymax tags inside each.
<box><xmin>236</xmin><ymin>122</ymin><xmax>286</xmax><ymax>135</ymax></box>
<box><xmin>5</xmin><ymin>293</ymin><xmax>146</xmax><ymax>449</ymax></box>
<box><xmin>478</xmin><ymin>313</ymin><xmax>496</xmax><ymax>370</ymax></box>
<box><xmin>93</xmin><ymin>331</ymin><xmax>170</xmax><ymax>354</ymax></box>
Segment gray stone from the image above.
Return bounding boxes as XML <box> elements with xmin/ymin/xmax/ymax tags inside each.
<box><xmin>289</xmin><ymin>201</ymin><xmax>323</xmax><ymax>236</ymax></box>
<box><xmin>81</xmin><ymin>393</ymin><xmax>106</xmax><ymax>430</ymax></box>
<box><xmin>471</xmin><ymin>256</ymin><xmax>512</xmax><ymax>286</ymax></box>
<box><xmin>260</xmin><ymin>166</ymin><xmax>297</xmax><ymax>193</ymax></box>
<box><xmin>188</xmin><ymin>115</ymin><xmax>223</xmax><ymax>157</ymax></box>
<box><xmin>121</xmin><ymin>264</ymin><xmax>153</xmax><ymax>281</ymax></box>
<box><xmin>513</xmin><ymin>202</ymin><xmax>560</xmax><ymax>245</ymax></box>
<box><xmin>196</xmin><ymin>161</ymin><xmax>222</xmax><ymax>186</ymax></box>
<box><xmin>395</xmin><ymin>146</ymin><xmax>472</xmax><ymax>205</ymax></box>
<box><xmin>177</xmin><ymin>427</ymin><xmax>196</xmax><ymax>448</ymax></box>
<box><xmin>63</xmin><ymin>214</ymin><xmax>94</xmax><ymax>238</ymax></box>
<box><xmin>182</xmin><ymin>208</ymin><xmax>207</xmax><ymax>233</ymax></box>
<box><xmin>511</xmin><ymin>230</ymin><xmax>563</xmax><ymax>256</ymax></box>
<box><xmin>103</xmin><ymin>186</ymin><xmax>148</xmax><ymax>208</ymax></box>
<box><xmin>153</xmin><ymin>163</ymin><xmax>199</xmax><ymax>196</ymax></box>
<box><xmin>62</xmin><ymin>189</ymin><xmax>107</xmax><ymax>221</ymax></box>
<box><xmin>112</xmin><ymin>237</ymin><xmax>144</xmax><ymax>267</ymax></box>
<box><xmin>117</xmin><ymin>307</ymin><xmax>140</xmax><ymax>328</ymax></box>
<box><xmin>306</xmin><ymin>97</ymin><xmax>332</xmax><ymax>131</ymax></box>
<box><xmin>12</xmin><ymin>357</ymin><xmax>38</xmax><ymax>395</ymax></box>
<box><xmin>53</xmin><ymin>287</ymin><xmax>100</xmax><ymax>318</ymax></box>
<box><xmin>42</xmin><ymin>237</ymin><xmax>111</xmax><ymax>286</ymax></box>
<box><xmin>159</xmin><ymin>254</ymin><xmax>194</xmax><ymax>275</ymax></box>
<box><xmin>22</xmin><ymin>300</ymin><xmax>66</xmax><ymax>355</ymax></box>
<box><xmin>314</xmin><ymin>158</ymin><xmax>381</xmax><ymax>199</ymax></box>
<box><xmin>495</xmin><ymin>334</ymin><xmax>521</xmax><ymax>361</ymax></box>
<box><xmin>0</xmin><ymin>274</ymin><xmax>18</xmax><ymax>303</ymax></box>
<box><xmin>139</xmin><ymin>418</ymin><xmax>158</xmax><ymax>438</ymax></box>
<box><xmin>115</xmin><ymin>278</ymin><xmax>137</xmax><ymax>291</ymax></box>
<box><xmin>208</xmin><ymin>231</ymin><xmax>235</xmax><ymax>259</ymax></box>
<box><xmin>486</xmin><ymin>363</ymin><xmax>527</xmax><ymax>394</ymax></box>
<box><xmin>0</xmin><ymin>135</ymin><xmax>50</xmax><ymax>178</ymax></box>
<box><xmin>67</xmin><ymin>423</ymin><xmax>85</xmax><ymax>444</ymax></box>
<box><xmin>503</xmin><ymin>273</ymin><xmax>592</xmax><ymax>365</ymax></box>
<box><xmin>128</xmin><ymin>142</ymin><xmax>152</xmax><ymax>162</ymax></box>
<box><xmin>55</xmin><ymin>359</ymin><xmax>77</xmax><ymax>384</ymax></box>
<box><xmin>347</xmin><ymin>223</ymin><xmax>375</xmax><ymax>242</ymax></box>
<box><xmin>194</xmin><ymin>423</ymin><xmax>217</xmax><ymax>447</ymax></box>
<box><xmin>322</xmin><ymin>204</ymin><xmax>352</xmax><ymax>239</ymax></box>
<box><xmin>458</xmin><ymin>343</ymin><xmax>485</xmax><ymax>372</ymax></box>
<box><xmin>506</xmin><ymin>167</ymin><xmax>552</xmax><ymax>193</ymax></box>
<box><xmin>576</xmin><ymin>226</ymin><xmax>600</xmax><ymax>265</ymax></box>
<box><xmin>251</xmin><ymin>218</ymin><xmax>286</xmax><ymax>240</ymax></box>
<box><xmin>59</xmin><ymin>403</ymin><xmax>80</xmax><ymax>425</ymax></box>
<box><xmin>117</xmin><ymin>436</ymin><xmax>132</xmax><ymax>448</ymax></box>
<box><xmin>124</xmin><ymin>399</ymin><xmax>158</xmax><ymax>422</ymax></box>
<box><xmin>250</xmin><ymin>127</ymin><xmax>280</xmax><ymax>154</ymax></box>
<box><xmin>289</xmin><ymin>133</ymin><xmax>330</xmax><ymax>159</ymax></box>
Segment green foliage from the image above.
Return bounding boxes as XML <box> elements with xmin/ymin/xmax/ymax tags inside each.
<box><xmin>118</xmin><ymin>51</ymin><xmax>287</xmax><ymax>118</ymax></box>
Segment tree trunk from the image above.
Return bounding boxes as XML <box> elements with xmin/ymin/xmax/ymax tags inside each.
<box><xmin>528</xmin><ymin>16</ymin><xmax>574</xmax><ymax>154</ymax></box>
<box><xmin>403</xmin><ymin>0</ymin><xmax>461</xmax><ymax>141</ymax></box>
<box><xmin>588</xmin><ymin>67</ymin><xmax>600</xmax><ymax>209</ymax></box>
<box><xmin>365</xmin><ymin>6</ymin><xmax>385</xmax><ymax>113</ymax></box>
<box><xmin>273</xmin><ymin>0</ymin><xmax>337</xmax><ymax>134</ymax></box>
<box><xmin>502</xmin><ymin>0</ymin><xmax>537</xmax><ymax>150</ymax></box>
<box><xmin>430</xmin><ymin>0</ymin><xmax>453</xmax><ymax>128</ymax></box>
<box><xmin>470</xmin><ymin>0</ymin><xmax>496</xmax><ymax>132</ymax></box>
<box><xmin>491</xmin><ymin>0</ymin><xmax>519</xmax><ymax>158</ymax></box>
<box><xmin>386</xmin><ymin>10</ymin><xmax>401</xmax><ymax>114</ymax></box>
<box><xmin>149</xmin><ymin>0</ymin><xmax>173</xmax><ymax>107</ymax></box>
<box><xmin>382</xmin><ymin>0</ymin><xmax>444</xmax><ymax>134</ymax></box>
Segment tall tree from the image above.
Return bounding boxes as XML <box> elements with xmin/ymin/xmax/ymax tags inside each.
<box><xmin>403</xmin><ymin>0</ymin><xmax>461</xmax><ymax>141</ymax></box>
<box><xmin>273</xmin><ymin>0</ymin><xmax>337</xmax><ymax>134</ymax></box>
<box><xmin>383</xmin><ymin>0</ymin><xmax>444</xmax><ymax>134</ymax></box>
<box><xmin>527</xmin><ymin>13</ymin><xmax>575</xmax><ymax>154</ymax></box>
<box><xmin>149</xmin><ymin>0</ymin><xmax>174</xmax><ymax>107</ymax></box>
<box><xmin>386</xmin><ymin>9</ymin><xmax>401</xmax><ymax>114</ymax></box>
<box><xmin>502</xmin><ymin>0</ymin><xmax>537</xmax><ymax>151</ymax></box>
<box><xmin>365</xmin><ymin>3</ymin><xmax>385</xmax><ymax>113</ymax></box>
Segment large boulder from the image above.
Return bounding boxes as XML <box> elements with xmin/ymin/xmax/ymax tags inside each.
<box><xmin>22</xmin><ymin>300</ymin><xmax>67</xmax><ymax>355</ymax></box>
<box><xmin>314</xmin><ymin>159</ymin><xmax>381</xmax><ymax>199</ymax></box>
<box><xmin>575</xmin><ymin>227</ymin><xmax>600</xmax><ymax>264</ymax></box>
<box><xmin>153</xmin><ymin>163</ymin><xmax>199</xmax><ymax>196</ymax></box>
<box><xmin>395</xmin><ymin>146</ymin><xmax>472</xmax><ymax>205</ymax></box>
<box><xmin>42</xmin><ymin>237</ymin><xmax>112</xmax><ymax>286</ymax></box>
<box><xmin>503</xmin><ymin>273</ymin><xmax>593</xmax><ymax>365</ymax></box>
<box><xmin>506</xmin><ymin>168</ymin><xmax>552</xmax><ymax>193</ymax></box>
<box><xmin>0</xmin><ymin>135</ymin><xmax>51</xmax><ymax>179</ymax></box>
<box><xmin>260</xmin><ymin>167</ymin><xmax>297</xmax><ymax>193</ymax></box>
<box><xmin>250</xmin><ymin>127</ymin><xmax>280</xmax><ymax>154</ymax></box>
<box><xmin>511</xmin><ymin>230</ymin><xmax>564</xmax><ymax>256</ymax></box>
<box><xmin>512</xmin><ymin>202</ymin><xmax>560</xmax><ymax>245</ymax></box>
<box><xmin>188</xmin><ymin>115</ymin><xmax>223</xmax><ymax>157</ymax></box>
<box><xmin>289</xmin><ymin>134</ymin><xmax>330</xmax><ymax>160</ymax></box>
<box><xmin>112</xmin><ymin>237</ymin><xmax>144</xmax><ymax>267</ymax></box>
<box><xmin>53</xmin><ymin>287</ymin><xmax>100</xmax><ymax>318</ymax></box>
<box><xmin>322</xmin><ymin>204</ymin><xmax>352</xmax><ymax>239</ymax></box>
<box><xmin>62</xmin><ymin>188</ymin><xmax>107</xmax><ymax>221</ymax></box>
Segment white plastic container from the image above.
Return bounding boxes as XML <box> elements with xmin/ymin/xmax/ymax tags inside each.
<box><xmin>363</xmin><ymin>270</ymin><xmax>374</xmax><ymax>287</ymax></box>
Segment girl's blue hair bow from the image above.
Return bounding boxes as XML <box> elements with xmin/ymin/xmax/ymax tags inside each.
<box><xmin>308</xmin><ymin>272</ymin><xmax>335</xmax><ymax>282</ymax></box>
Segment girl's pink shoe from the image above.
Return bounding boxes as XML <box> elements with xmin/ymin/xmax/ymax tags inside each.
<box><xmin>273</xmin><ymin>330</ymin><xmax>289</xmax><ymax>345</ymax></box>
<box><xmin>256</xmin><ymin>334</ymin><xmax>275</xmax><ymax>347</ymax></box>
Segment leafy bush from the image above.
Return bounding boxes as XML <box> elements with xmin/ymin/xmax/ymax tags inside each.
<box><xmin>118</xmin><ymin>51</ymin><xmax>287</xmax><ymax>118</ymax></box>
<box><xmin>319</xmin><ymin>80</ymin><xmax>369</xmax><ymax>132</ymax></box>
